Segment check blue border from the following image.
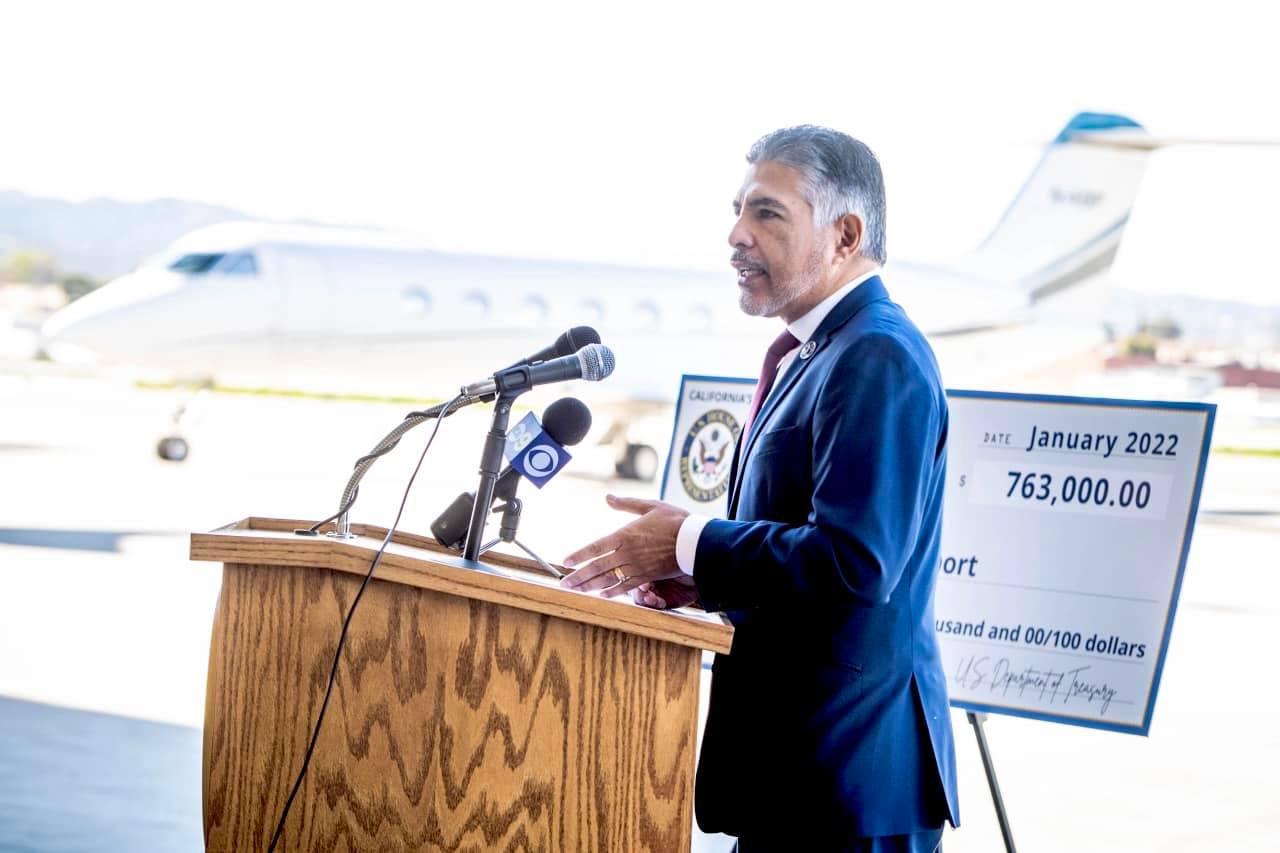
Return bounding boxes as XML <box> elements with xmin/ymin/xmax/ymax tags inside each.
<box><xmin>659</xmin><ymin>374</ymin><xmax>755</xmax><ymax>501</ymax></box>
<box><xmin>942</xmin><ymin>389</ymin><xmax>1216</xmax><ymax>736</ymax></box>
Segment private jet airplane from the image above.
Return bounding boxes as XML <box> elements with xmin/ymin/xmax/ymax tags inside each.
<box><xmin>41</xmin><ymin>113</ymin><xmax>1157</xmax><ymax>477</ymax></box>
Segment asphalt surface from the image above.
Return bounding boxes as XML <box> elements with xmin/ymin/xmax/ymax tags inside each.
<box><xmin>1</xmin><ymin>372</ymin><xmax>1276</xmax><ymax>851</ymax></box>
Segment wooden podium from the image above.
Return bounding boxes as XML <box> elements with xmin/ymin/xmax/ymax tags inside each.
<box><xmin>191</xmin><ymin>517</ymin><xmax>732</xmax><ymax>852</ymax></box>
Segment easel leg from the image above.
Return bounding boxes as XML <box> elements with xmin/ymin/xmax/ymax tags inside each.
<box><xmin>967</xmin><ymin>711</ymin><xmax>1016</xmax><ymax>853</ymax></box>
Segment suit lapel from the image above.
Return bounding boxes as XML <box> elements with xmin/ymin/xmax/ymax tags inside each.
<box><xmin>726</xmin><ymin>433</ymin><xmax>744</xmax><ymax>518</ymax></box>
<box><xmin>728</xmin><ymin>351</ymin><xmax>815</xmax><ymax>517</ymax></box>
<box><xmin>736</xmin><ymin>354</ymin><xmax>810</xmax><ymax>473</ymax></box>
<box><xmin>725</xmin><ymin>276</ymin><xmax>891</xmax><ymax>519</ymax></box>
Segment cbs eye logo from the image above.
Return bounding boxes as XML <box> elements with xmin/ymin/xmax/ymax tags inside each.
<box><xmin>525</xmin><ymin>446</ymin><xmax>560</xmax><ymax>477</ymax></box>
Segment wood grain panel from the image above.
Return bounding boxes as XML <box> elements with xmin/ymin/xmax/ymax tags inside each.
<box><xmin>204</xmin><ymin>561</ymin><xmax>701</xmax><ymax>852</ymax></box>
<box><xmin>191</xmin><ymin>517</ymin><xmax>732</xmax><ymax>655</ymax></box>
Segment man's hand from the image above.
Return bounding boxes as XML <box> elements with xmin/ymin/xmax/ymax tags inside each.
<box><xmin>560</xmin><ymin>495</ymin><xmax>688</xmax><ymax>599</ymax></box>
<box><xmin>632</xmin><ymin>576</ymin><xmax>700</xmax><ymax>610</ymax></box>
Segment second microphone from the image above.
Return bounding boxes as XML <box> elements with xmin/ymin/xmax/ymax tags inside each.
<box><xmin>462</xmin><ymin>343</ymin><xmax>615</xmax><ymax>399</ymax></box>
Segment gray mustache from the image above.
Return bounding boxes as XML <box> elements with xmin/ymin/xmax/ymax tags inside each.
<box><xmin>731</xmin><ymin>251</ymin><xmax>766</xmax><ymax>271</ymax></box>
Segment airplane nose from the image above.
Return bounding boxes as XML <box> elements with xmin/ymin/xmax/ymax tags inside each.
<box><xmin>40</xmin><ymin>290</ymin><xmax>115</xmax><ymax>363</ymax></box>
<box><xmin>40</xmin><ymin>272</ymin><xmax>180</xmax><ymax>363</ymax></box>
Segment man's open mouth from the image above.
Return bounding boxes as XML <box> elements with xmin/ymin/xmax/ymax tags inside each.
<box><xmin>732</xmin><ymin>260</ymin><xmax>768</xmax><ymax>284</ymax></box>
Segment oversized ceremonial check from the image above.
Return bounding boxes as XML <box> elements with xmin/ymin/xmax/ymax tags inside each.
<box><xmin>936</xmin><ymin>391</ymin><xmax>1215</xmax><ymax>734</ymax></box>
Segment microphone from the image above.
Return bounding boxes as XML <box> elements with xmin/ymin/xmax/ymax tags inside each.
<box><xmin>431</xmin><ymin>397</ymin><xmax>592</xmax><ymax>549</ymax></box>
<box><xmin>503</xmin><ymin>326</ymin><xmax>601</xmax><ymax>371</ymax></box>
<box><xmin>463</xmin><ymin>343</ymin><xmax>615</xmax><ymax>399</ymax></box>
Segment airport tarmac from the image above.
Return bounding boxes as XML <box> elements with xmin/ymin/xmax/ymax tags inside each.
<box><xmin>1</xmin><ymin>371</ymin><xmax>1277</xmax><ymax>851</ymax></box>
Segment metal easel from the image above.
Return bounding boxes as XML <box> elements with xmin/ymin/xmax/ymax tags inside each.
<box><xmin>966</xmin><ymin>711</ymin><xmax>1017</xmax><ymax>853</ymax></box>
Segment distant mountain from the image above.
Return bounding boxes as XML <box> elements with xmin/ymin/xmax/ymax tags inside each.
<box><xmin>0</xmin><ymin>191</ymin><xmax>252</xmax><ymax>279</ymax></box>
<box><xmin>1107</xmin><ymin>288</ymin><xmax>1280</xmax><ymax>348</ymax></box>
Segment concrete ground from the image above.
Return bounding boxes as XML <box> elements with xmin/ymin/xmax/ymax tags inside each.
<box><xmin>0</xmin><ymin>370</ymin><xmax>1276</xmax><ymax>851</ymax></box>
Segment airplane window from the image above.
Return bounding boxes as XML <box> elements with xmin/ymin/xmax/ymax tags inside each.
<box><xmin>401</xmin><ymin>286</ymin><xmax>432</xmax><ymax>314</ymax></box>
<box><xmin>221</xmin><ymin>253</ymin><xmax>259</xmax><ymax>275</ymax></box>
<box><xmin>520</xmin><ymin>295</ymin><xmax>550</xmax><ymax>321</ymax></box>
<box><xmin>169</xmin><ymin>253</ymin><xmax>226</xmax><ymax>274</ymax></box>
<box><xmin>635</xmin><ymin>299</ymin><xmax>660</xmax><ymax>327</ymax></box>
<box><xmin>688</xmin><ymin>304</ymin><xmax>713</xmax><ymax>330</ymax></box>
<box><xmin>460</xmin><ymin>291</ymin><xmax>491</xmax><ymax>317</ymax></box>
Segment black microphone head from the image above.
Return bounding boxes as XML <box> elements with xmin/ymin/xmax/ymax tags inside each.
<box><xmin>556</xmin><ymin>326</ymin><xmax>601</xmax><ymax>357</ymax></box>
<box><xmin>518</xmin><ymin>327</ymin><xmax>601</xmax><ymax>368</ymax></box>
<box><xmin>575</xmin><ymin>343</ymin><xmax>615</xmax><ymax>382</ymax></box>
<box><xmin>541</xmin><ymin>397</ymin><xmax>592</xmax><ymax>446</ymax></box>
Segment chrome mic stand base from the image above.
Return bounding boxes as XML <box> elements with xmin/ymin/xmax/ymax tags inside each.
<box><xmin>475</xmin><ymin>495</ymin><xmax>565</xmax><ymax>579</ymax></box>
<box><xmin>325</xmin><ymin>512</ymin><xmax>358</xmax><ymax>539</ymax></box>
<box><xmin>477</xmin><ymin>536</ymin><xmax>564</xmax><ymax>579</ymax></box>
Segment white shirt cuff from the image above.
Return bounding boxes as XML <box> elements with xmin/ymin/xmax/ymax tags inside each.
<box><xmin>675</xmin><ymin>514</ymin><xmax>711</xmax><ymax>575</ymax></box>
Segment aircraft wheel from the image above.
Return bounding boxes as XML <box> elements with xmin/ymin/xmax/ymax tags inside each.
<box><xmin>157</xmin><ymin>436</ymin><xmax>190</xmax><ymax>462</ymax></box>
<box><xmin>617</xmin><ymin>443</ymin><xmax>660</xmax><ymax>482</ymax></box>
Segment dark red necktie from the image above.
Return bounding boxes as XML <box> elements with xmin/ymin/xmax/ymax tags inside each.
<box><xmin>742</xmin><ymin>329</ymin><xmax>800</xmax><ymax>440</ymax></box>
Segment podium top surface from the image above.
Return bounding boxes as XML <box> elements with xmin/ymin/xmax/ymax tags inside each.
<box><xmin>191</xmin><ymin>517</ymin><xmax>733</xmax><ymax>654</ymax></box>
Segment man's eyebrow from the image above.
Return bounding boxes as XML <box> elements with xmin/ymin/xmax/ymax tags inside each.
<box><xmin>747</xmin><ymin>196</ymin><xmax>786</xmax><ymax>211</ymax></box>
<box><xmin>732</xmin><ymin>196</ymin><xmax>787</xmax><ymax>213</ymax></box>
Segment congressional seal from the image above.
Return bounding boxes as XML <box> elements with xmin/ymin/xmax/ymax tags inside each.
<box><xmin>679</xmin><ymin>409</ymin><xmax>740</xmax><ymax>502</ymax></box>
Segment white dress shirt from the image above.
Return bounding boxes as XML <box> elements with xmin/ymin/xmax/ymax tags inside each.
<box><xmin>674</xmin><ymin>267</ymin><xmax>882</xmax><ymax>575</ymax></box>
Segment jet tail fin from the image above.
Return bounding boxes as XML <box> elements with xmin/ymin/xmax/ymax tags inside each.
<box><xmin>958</xmin><ymin>112</ymin><xmax>1153</xmax><ymax>303</ymax></box>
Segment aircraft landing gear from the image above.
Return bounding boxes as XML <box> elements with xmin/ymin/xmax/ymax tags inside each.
<box><xmin>616</xmin><ymin>443</ymin><xmax>660</xmax><ymax>482</ymax></box>
<box><xmin>156</xmin><ymin>436</ymin><xmax>190</xmax><ymax>462</ymax></box>
<box><xmin>154</xmin><ymin>381</ymin><xmax>211</xmax><ymax>463</ymax></box>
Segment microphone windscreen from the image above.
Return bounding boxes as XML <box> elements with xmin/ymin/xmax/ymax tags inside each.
<box><xmin>576</xmin><ymin>344</ymin><xmax>615</xmax><ymax>382</ymax></box>
<box><xmin>541</xmin><ymin>397</ymin><xmax>592</xmax><ymax>447</ymax></box>
<box><xmin>557</xmin><ymin>325</ymin><xmax>601</xmax><ymax>357</ymax></box>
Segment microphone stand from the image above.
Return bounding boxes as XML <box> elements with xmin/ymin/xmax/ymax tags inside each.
<box><xmin>462</xmin><ymin>391</ymin><xmax>518</xmax><ymax>561</ymax></box>
<box><xmin>475</xmin><ymin>464</ymin><xmax>564</xmax><ymax>579</ymax></box>
<box><xmin>461</xmin><ymin>360</ymin><xmax>556</xmax><ymax>560</ymax></box>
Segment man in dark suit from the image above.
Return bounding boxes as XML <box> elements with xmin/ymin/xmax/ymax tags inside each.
<box><xmin>561</xmin><ymin>126</ymin><xmax>959</xmax><ymax>852</ymax></box>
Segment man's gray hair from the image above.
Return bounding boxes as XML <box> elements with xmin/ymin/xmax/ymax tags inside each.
<box><xmin>747</xmin><ymin>125</ymin><xmax>887</xmax><ymax>264</ymax></box>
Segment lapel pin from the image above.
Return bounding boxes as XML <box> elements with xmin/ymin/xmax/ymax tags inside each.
<box><xmin>799</xmin><ymin>340</ymin><xmax>817</xmax><ymax>360</ymax></box>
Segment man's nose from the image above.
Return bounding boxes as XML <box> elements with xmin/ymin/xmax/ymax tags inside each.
<box><xmin>727</xmin><ymin>216</ymin><xmax>753</xmax><ymax>249</ymax></box>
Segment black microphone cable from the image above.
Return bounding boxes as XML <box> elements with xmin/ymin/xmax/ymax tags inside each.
<box><xmin>266</xmin><ymin>392</ymin><xmax>465</xmax><ymax>852</ymax></box>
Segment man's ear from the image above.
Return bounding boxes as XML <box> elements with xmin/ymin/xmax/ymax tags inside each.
<box><xmin>833</xmin><ymin>213</ymin><xmax>864</xmax><ymax>264</ymax></box>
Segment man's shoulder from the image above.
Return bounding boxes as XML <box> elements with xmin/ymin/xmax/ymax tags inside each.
<box><xmin>827</xmin><ymin>297</ymin><xmax>938</xmax><ymax>375</ymax></box>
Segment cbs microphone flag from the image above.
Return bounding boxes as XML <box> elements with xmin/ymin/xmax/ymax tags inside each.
<box><xmin>511</xmin><ymin>429</ymin><xmax>571</xmax><ymax>488</ymax></box>
<box><xmin>503</xmin><ymin>412</ymin><xmax>543</xmax><ymax>462</ymax></box>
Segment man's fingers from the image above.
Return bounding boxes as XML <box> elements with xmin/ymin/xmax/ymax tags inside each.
<box><xmin>632</xmin><ymin>586</ymin><xmax>668</xmax><ymax>609</ymax></box>
<box><xmin>562</xmin><ymin>499</ymin><xmax>683</xmax><ymax>597</ymax></box>
<box><xmin>564</xmin><ymin>560</ymin><xmax>669</xmax><ymax>599</ymax></box>
<box><xmin>562</xmin><ymin>533</ymin><xmax>620</xmax><ymax>570</ymax></box>
<box><xmin>605</xmin><ymin>494</ymin><xmax>660</xmax><ymax>515</ymax></box>
<box><xmin>599</xmin><ymin>571</ymin><xmax>663</xmax><ymax>599</ymax></box>
<box><xmin>561</xmin><ymin>553</ymin><xmax>630</xmax><ymax>592</ymax></box>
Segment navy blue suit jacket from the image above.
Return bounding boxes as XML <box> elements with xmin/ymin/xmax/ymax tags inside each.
<box><xmin>693</xmin><ymin>276</ymin><xmax>960</xmax><ymax>839</ymax></box>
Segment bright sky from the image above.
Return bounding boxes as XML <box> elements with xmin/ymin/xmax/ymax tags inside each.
<box><xmin>2</xmin><ymin>0</ymin><xmax>1278</xmax><ymax>298</ymax></box>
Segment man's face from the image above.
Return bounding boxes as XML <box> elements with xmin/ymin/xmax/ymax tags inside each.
<box><xmin>729</xmin><ymin>160</ymin><xmax>831</xmax><ymax>319</ymax></box>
